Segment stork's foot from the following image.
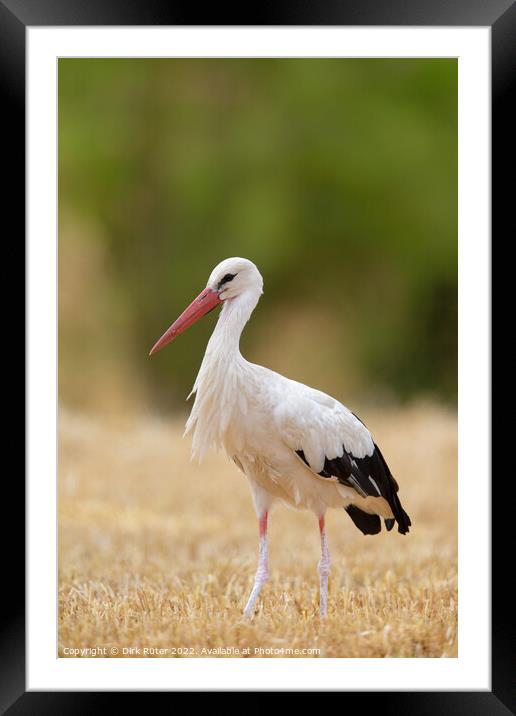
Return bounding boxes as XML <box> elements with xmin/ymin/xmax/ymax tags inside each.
<box><xmin>243</xmin><ymin>570</ymin><xmax>269</xmax><ymax>618</ymax></box>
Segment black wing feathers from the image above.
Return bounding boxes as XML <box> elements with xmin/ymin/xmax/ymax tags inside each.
<box><xmin>296</xmin><ymin>442</ymin><xmax>411</xmax><ymax>535</ymax></box>
<box><xmin>345</xmin><ymin>505</ymin><xmax>381</xmax><ymax>535</ymax></box>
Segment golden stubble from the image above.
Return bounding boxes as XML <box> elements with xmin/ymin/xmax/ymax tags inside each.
<box><xmin>59</xmin><ymin>403</ymin><xmax>457</xmax><ymax>658</ymax></box>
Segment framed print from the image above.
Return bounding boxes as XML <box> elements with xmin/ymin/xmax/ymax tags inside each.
<box><xmin>3</xmin><ymin>0</ymin><xmax>511</xmax><ymax>709</ymax></box>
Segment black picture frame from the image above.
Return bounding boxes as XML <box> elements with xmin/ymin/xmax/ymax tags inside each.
<box><xmin>4</xmin><ymin>0</ymin><xmax>510</xmax><ymax>711</ymax></box>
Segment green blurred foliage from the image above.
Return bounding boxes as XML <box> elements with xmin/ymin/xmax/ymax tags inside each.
<box><xmin>58</xmin><ymin>59</ymin><xmax>456</xmax><ymax>412</ymax></box>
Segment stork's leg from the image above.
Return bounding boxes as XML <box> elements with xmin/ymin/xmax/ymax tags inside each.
<box><xmin>243</xmin><ymin>511</ymin><xmax>269</xmax><ymax>617</ymax></box>
<box><xmin>318</xmin><ymin>515</ymin><xmax>331</xmax><ymax>617</ymax></box>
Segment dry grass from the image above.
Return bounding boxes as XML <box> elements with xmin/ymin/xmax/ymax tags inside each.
<box><xmin>59</xmin><ymin>403</ymin><xmax>457</xmax><ymax>658</ymax></box>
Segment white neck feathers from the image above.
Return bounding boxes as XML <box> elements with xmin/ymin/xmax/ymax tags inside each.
<box><xmin>184</xmin><ymin>288</ymin><xmax>260</xmax><ymax>460</ymax></box>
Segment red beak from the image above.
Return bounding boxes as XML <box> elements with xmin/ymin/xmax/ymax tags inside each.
<box><xmin>149</xmin><ymin>287</ymin><xmax>222</xmax><ymax>356</ymax></box>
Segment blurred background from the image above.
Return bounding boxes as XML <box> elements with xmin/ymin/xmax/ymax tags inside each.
<box><xmin>58</xmin><ymin>58</ymin><xmax>457</xmax><ymax>416</ymax></box>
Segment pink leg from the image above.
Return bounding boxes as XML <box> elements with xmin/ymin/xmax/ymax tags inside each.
<box><xmin>318</xmin><ymin>516</ymin><xmax>331</xmax><ymax>617</ymax></box>
<box><xmin>243</xmin><ymin>512</ymin><xmax>269</xmax><ymax>617</ymax></box>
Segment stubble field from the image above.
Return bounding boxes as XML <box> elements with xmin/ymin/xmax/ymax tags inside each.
<box><xmin>59</xmin><ymin>403</ymin><xmax>457</xmax><ymax>659</ymax></box>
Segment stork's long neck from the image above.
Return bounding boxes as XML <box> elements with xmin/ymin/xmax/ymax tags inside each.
<box><xmin>207</xmin><ymin>288</ymin><xmax>260</xmax><ymax>358</ymax></box>
<box><xmin>184</xmin><ymin>288</ymin><xmax>261</xmax><ymax>459</ymax></box>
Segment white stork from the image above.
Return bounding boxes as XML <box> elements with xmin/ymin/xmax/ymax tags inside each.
<box><xmin>150</xmin><ymin>257</ymin><xmax>411</xmax><ymax>617</ymax></box>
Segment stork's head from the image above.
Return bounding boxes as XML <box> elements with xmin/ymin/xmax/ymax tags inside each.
<box><xmin>149</xmin><ymin>257</ymin><xmax>263</xmax><ymax>356</ymax></box>
<box><xmin>207</xmin><ymin>256</ymin><xmax>263</xmax><ymax>300</ymax></box>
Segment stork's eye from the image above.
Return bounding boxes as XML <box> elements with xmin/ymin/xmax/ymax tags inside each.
<box><xmin>217</xmin><ymin>273</ymin><xmax>237</xmax><ymax>290</ymax></box>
